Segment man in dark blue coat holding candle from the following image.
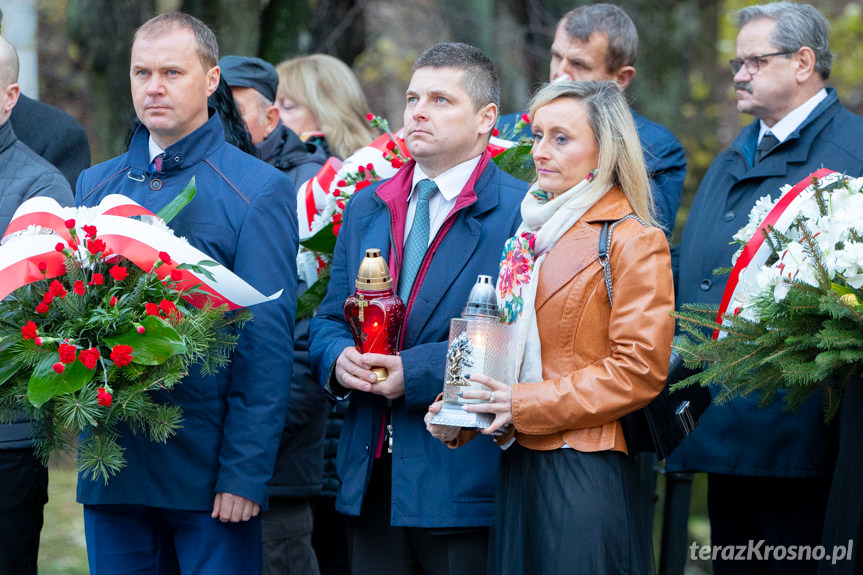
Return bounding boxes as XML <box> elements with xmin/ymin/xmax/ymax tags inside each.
<box><xmin>310</xmin><ymin>42</ymin><xmax>526</xmax><ymax>575</ymax></box>
<box><xmin>670</xmin><ymin>3</ymin><xmax>863</xmax><ymax>574</ymax></box>
<box><xmin>75</xmin><ymin>12</ymin><xmax>297</xmax><ymax>575</ymax></box>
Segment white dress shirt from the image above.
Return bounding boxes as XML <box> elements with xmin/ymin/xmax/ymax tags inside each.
<box><xmin>758</xmin><ymin>88</ymin><xmax>827</xmax><ymax>144</ymax></box>
<box><xmin>404</xmin><ymin>156</ymin><xmax>482</xmax><ymax>246</ymax></box>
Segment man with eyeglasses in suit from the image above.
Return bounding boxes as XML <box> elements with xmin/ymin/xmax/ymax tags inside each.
<box><xmin>669</xmin><ymin>3</ymin><xmax>863</xmax><ymax>574</ymax></box>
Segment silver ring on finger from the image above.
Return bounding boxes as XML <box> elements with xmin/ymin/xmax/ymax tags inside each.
<box><xmin>489</xmin><ymin>391</ymin><xmax>496</xmax><ymax>403</ymax></box>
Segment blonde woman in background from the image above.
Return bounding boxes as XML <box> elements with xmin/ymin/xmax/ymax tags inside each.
<box><xmin>275</xmin><ymin>54</ymin><xmax>377</xmax><ymax>159</ymax></box>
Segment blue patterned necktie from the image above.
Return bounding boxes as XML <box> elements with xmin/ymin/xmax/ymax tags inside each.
<box><xmin>398</xmin><ymin>179</ymin><xmax>438</xmax><ymax>302</ymax></box>
<box><xmin>755</xmin><ymin>132</ymin><xmax>779</xmax><ymax>164</ymax></box>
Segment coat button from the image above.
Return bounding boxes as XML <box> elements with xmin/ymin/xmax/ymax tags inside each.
<box><xmin>700</xmin><ymin>279</ymin><xmax>712</xmax><ymax>291</ymax></box>
<box><xmin>150</xmin><ymin>178</ymin><xmax>162</xmax><ymax>191</ymax></box>
<box><xmin>173</xmin><ymin>155</ymin><xmax>181</xmax><ymax>162</ymax></box>
<box><xmin>724</xmin><ymin>210</ymin><xmax>735</xmax><ymax>221</ymax></box>
<box><xmin>364</xmin><ymin>444</ymin><xmax>370</xmax><ymax>453</ymax></box>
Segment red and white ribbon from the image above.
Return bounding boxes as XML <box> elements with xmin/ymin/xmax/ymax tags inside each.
<box><xmin>0</xmin><ymin>195</ymin><xmax>282</xmax><ymax>309</ymax></box>
<box><xmin>714</xmin><ymin>168</ymin><xmax>840</xmax><ymax>338</ymax></box>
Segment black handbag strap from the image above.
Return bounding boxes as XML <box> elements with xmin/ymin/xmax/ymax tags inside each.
<box><xmin>598</xmin><ymin>214</ymin><xmax>645</xmax><ymax>307</ymax></box>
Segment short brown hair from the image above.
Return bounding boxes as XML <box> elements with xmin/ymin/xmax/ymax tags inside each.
<box><xmin>134</xmin><ymin>12</ymin><xmax>218</xmax><ymax>71</ymax></box>
<box><xmin>412</xmin><ymin>42</ymin><xmax>500</xmax><ymax>110</ymax></box>
<box><xmin>560</xmin><ymin>4</ymin><xmax>638</xmax><ymax>73</ymax></box>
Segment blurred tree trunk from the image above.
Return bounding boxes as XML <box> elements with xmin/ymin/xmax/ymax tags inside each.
<box><xmin>67</xmin><ymin>0</ymin><xmax>155</xmax><ymax>160</ymax></box>
<box><xmin>355</xmin><ymin>0</ymin><xmax>450</xmax><ymax>127</ymax></box>
<box><xmin>180</xmin><ymin>0</ymin><xmax>259</xmax><ymax>56</ymax></box>
<box><xmin>622</xmin><ymin>0</ymin><xmax>721</xmax><ymax>237</ymax></box>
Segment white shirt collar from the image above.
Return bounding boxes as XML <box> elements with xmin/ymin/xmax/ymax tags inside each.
<box><xmin>148</xmin><ymin>136</ymin><xmax>166</xmax><ymax>164</ymax></box>
<box><xmin>759</xmin><ymin>88</ymin><xmax>827</xmax><ymax>144</ymax></box>
<box><xmin>410</xmin><ymin>155</ymin><xmax>482</xmax><ymax>201</ymax></box>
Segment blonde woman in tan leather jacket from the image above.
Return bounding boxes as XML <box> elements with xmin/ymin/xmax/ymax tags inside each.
<box><xmin>426</xmin><ymin>81</ymin><xmax>675</xmax><ymax>574</ymax></box>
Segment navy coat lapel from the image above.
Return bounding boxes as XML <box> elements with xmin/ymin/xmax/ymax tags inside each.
<box><xmin>400</xmin><ymin>166</ymin><xmax>499</xmax><ymax>349</ymax></box>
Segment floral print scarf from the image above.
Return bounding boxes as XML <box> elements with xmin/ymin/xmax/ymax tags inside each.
<box><xmin>497</xmin><ymin>173</ymin><xmax>608</xmax><ymax>382</ymax></box>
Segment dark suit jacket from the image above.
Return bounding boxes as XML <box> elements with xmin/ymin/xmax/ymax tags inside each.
<box><xmin>10</xmin><ymin>94</ymin><xmax>90</xmax><ymax>188</ymax></box>
<box><xmin>309</xmin><ymin>153</ymin><xmax>526</xmax><ymax>526</ymax></box>
<box><xmin>668</xmin><ymin>88</ymin><xmax>863</xmax><ymax>477</ymax></box>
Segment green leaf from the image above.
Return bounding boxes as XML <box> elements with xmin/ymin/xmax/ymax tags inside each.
<box><xmin>0</xmin><ymin>345</ymin><xmax>23</xmax><ymax>387</ymax></box>
<box><xmin>28</xmin><ymin>354</ymin><xmax>95</xmax><ymax>408</ymax></box>
<box><xmin>103</xmin><ymin>316</ymin><xmax>186</xmax><ymax>366</ymax></box>
<box><xmin>157</xmin><ymin>176</ymin><xmax>196</xmax><ymax>223</ymax></box>
<box><xmin>296</xmin><ymin>268</ymin><xmax>331</xmax><ymax>320</ymax></box>
<box><xmin>300</xmin><ymin>225</ymin><xmax>337</xmax><ymax>254</ymax></box>
<box><xmin>492</xmin><ymin>143</ymin><xmax>535</xmax><ymax>183</ymax></box>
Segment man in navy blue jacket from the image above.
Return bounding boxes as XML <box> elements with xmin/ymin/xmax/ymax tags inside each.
<box><xmin>498</xmin><ymin>4</ymin><xmax>686</xmax><ymax>234</ymax></box>
<box><xmin>670</xmin><ymin>3</ymin><xmax>863</xmax><ymax>574</ymax></box>
<box><xmin>75</xmin><ymin>13</ymin><xmax>297</xmax><ymax>575</ymax></box>
<box><xmin>309</xmin><ymin>43</ymin><xmax>526</xmax><ymax>575</ymax></box>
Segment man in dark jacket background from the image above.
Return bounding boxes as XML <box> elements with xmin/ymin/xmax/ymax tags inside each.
<box><xmin>0</xmin><ymin>34</ymin><xmax>74</xmax><ymax>575</ymax></box>
<box><xmin>670</xmin><ymin>3</ymin><xmax>863</xmax><ymax>574</ymax></box>
<box><xmin>220</xmin><ymin>53</ymin><xmax>329</xmax><ymax>575</ymax></box>
<box><xmin>220</xmin><ymin>55</ymin><xmax>327</xmax><ymax>189</ymax></box>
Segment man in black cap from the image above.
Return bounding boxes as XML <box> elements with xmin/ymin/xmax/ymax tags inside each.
<box><xmin>220</xmin><ymin>55</ymin><xmax>327</xmax><ymax>188</ymax></box>
<box><xmin>221</xmin><ymin>54</ymin><xmax>328</xmax><ymax>575</ymax></box>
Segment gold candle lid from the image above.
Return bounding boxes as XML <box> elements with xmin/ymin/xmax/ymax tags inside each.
<box><xmin>355</xmin><ymin>248</ymin><xmax>393</xmax><ymax>290</ymax></box>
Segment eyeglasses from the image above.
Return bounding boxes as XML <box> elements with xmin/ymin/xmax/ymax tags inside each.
<box><xmin>729</xmin><ymin>50</ymin><xmax>795</xmax><ymax>75</ymax></box>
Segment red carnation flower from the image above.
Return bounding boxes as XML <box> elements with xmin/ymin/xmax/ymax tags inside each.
<box><xmin>97</xmin><ymin>387</ymin><xmax>112</xmax><ymax>407</ymax></box>
<box><xmin>333</xmin><ymin>189</ymin><xmax>341</xmax><ymax>197</ymax></box>
<box><xmin>159</xmin><ymin>299</ymin><xmax>181</xmax><ymax>320</ymax></box>
<box><xmin>355</xmin><ymin>180</ymin><xmax>371</xmax><ymax>191</ymax></box>
<box><xmin>333</xmin><ymin>222</ymin><xmax>342</xmax><ymax>236</ymax></box>
<box><xmin>49</xmin><ymin>280</ymin><xmax>67</xmax><ymax>298</ymax></box>
<box><xmin>58</xmin><ymin>343</ymin><xmax>77</xmax><ymax>364</ymax></box>
<box><xmin>391</xmin><ymin>158</ymin><xmax>404</xmax><ymax>169</ymax></box>
<box><xmin>36</xmin><ymin>303</ymin><xmax>50</xmax><ymax>314</ymax></box>
<box><xmin>366</xmin><ymin>113</ymin><xmax>374</xmax><ymax>121</ymax></box>
<box><xmin>110</xmin><ymin>344</ymin><xmax>133</xmax><ymax>367</ymax></box>
<box><xmin>79</xmin><ymin>348</ymin><xmax>100</xmax><ymax>370</ymax></box>
<box><xmin>357</xmin><ymin>165</ymin><xmax>365</xmax><ymax>173</ymax></box>
<box><xmin>37</xmin><ymin>261</ymin><xmax>47</xmax><ymax>273</ymax></box>
<box><xmin>366</xmin><ymin>163</ymin><xmax>374</xmax><ymax>171</ymax></box>
<box><xmin>159</xmin><ymin>251</ymin><xmax>171</xmax><ymax>264</ymax></box>
<box><xmin>110</xmin><ymin>265</ymin><xmax>128</xmax><ymax>281</ymax></box>
<box><xmin>137</xmin><ymin>325</ymin><xmax>146</xmax><ymax>334</ymax></box>
<box><xmin>336</xmin><ymin>200</ymin><xmax>346</xmax><ymax>210</ymax></box>
<box><xmin>109</xmin><ymin>296</ymin><xmax>118</xmax><ymax>306</ymax></box>
<box><xmin>82</xmin><ymin>225</ymin><xmax>97</xmax><ymax>238</ymax></box>
<box><xmin>86</xmin><ymin>238</ymin><xmax>107</xmax><ymax>255</ymax></box>
<box><xmin>21</xmin><ymin>321</ymin><xmax>38</xmax><ymax>341</ymax></box>
<box><xmin>55</xmin><ymin>242</ymin><xmax>65</xmax><ymax>253</ymax></box>
<box><xmin>64</xmin><ymin>219</ymin><xmax>76</xmax><ymax>229</ymax></box>
<box><xmin>52</xmin><ymin>362</ymin><xmax>65</xmax><ymax>374</ymax></box>
<box><xmin>73</xmin><ymin>281</ymin><xmax>86</xmax><ymax>296</ymax></box>
<box><xmin>170</xmin><ymin>269</ymin><xmax>183</xmax><ymax>282</ymax></box>
<box><xmin>332</xmin><ymin>213</ymin><xmax>342</xmax><ymax>224</ymax></box>
<box><xmin>521</xmin><ymin>113</ymin><xmax>530</xmax><ymax>123</ymax></box>
<box><xmin>144</xmin><ymin>302</ymin><xmax>160</xmax><ymax>316</ymax></box>
<box><xmin>89</xmin><ymin>273</ymin><xmax>104</xmax><ymax>286</ymax></box>
<box><xmin>337</xmin><ymin>179</ymin><xmax>348</xmax><ymax>187</ymax></box>
<box><xmin>386</xmin><ymin>140</ymin><xmax>396</xmax><ymax>151</ymax></box>
<box><xmin>34</xmin><ymin>337</ymin><xmax>43</xmax><ymax>346</ymax></box>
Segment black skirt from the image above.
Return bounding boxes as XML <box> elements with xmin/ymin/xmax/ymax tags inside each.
<box><xmin>488</xmin><ymin>443</ymin><xmax>654</xmax><ymax>575</ymax></box>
